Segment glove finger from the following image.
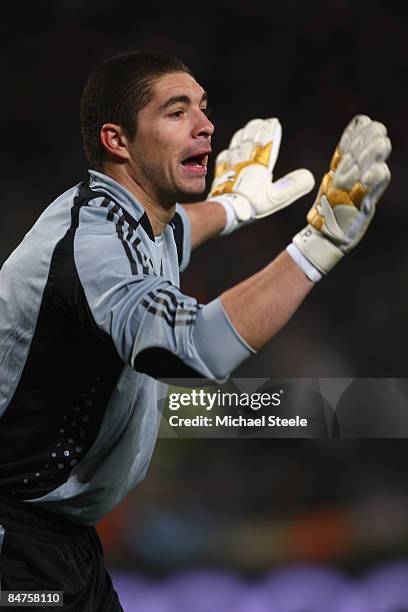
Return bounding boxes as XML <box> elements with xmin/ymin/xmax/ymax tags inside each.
<box><xmin>258</xmin><ymin>118</ymin><xmax>282</xmax><ymax>173</ymax></box>
<box><xmin>241</xmin><ymin>119</ymin><xmax>271</xmax><ymax>165</ymax></box>
<box><xmin>238</xmin><ymin>118</ymin><xmax>282</xmax><ymax>174</ymax></box>
<box><xmin>229</xmin><ymin>126</ymin><xmax>244</xmax><ymax>148</ymax></box>
<box><xmin>369</xmin><ymin>164</ymin><xmax>391</xmax><ymax>206</ymax></box>
<box><xmin>333</xmin><ymin>159</ymin><xmax>360</xmax><ymax>190</ymax></box>
<box><xmin>213</xmin><ymin>149</ymin><xmax>231</xmax><ymax>176</ymax></box>
<box><xmin>335</xmin><ymin>151</ymin><xmax>355</xmax><ymax>178</ymax></box>
<box><xmin>350</xmin><ymin>135</ymin><xmax>366</xmax><ymax>159</ymax></box>
<box><xmin>358</xmin><ymin>136</ymin><xmax>392</xmax><ymax>174</ymax></box>
<box><xmin>242</xmin><ymin>118</ymin><xmax>265</xmax><ymax>143</ymax></box>
<box><xmin>360</xmin><ymin>120</ymin><xmax>388</xmax><ymax>143</ymax></box>
<box><xmin>215</xmin><ymin>149</ymin><xmax>229</xmax><ymax>166</ymax></box>
<box><xmin>260</xmin><ymin>118</ymin><xmax>281</xmax><ymax>146</ymax></box>
<box><xmin>355</xmin><ymin>163</ymin><xmax>391</xmax><ymax>215</ymax></box>
<box><xmin>230</xmin><ymin>147</ymin><xmax>244</xmax><ymax>166</ymax></box>
<box><xmin>340</xmin><ymin>115</ymin><xmax>372</xmax><ymax>152</ymax></box>
<box><xmin>258</xmin><ymin>168</ymin><xmax>315</xmax><ymax>217</ymax></box>
<box><xmin>230</xmin><ymin>120</ymin><xmax>268</xmax><ymax>165</ymax></box>
<box><xmin>243</xmin><ymin>118</ymin><xmax>282</xmax><ymax>165</ymax></box>
<box><xmin>346</xmin><ymin>120</ymin><xmax>386</xmax><ymax>159</ymax></box>
<box><xmin>265</xmin><ymin>117</ymin><xmax>281</xmax><ymax>130</ymax></box>
<box><xmin>229</xmin><ymin>128</ymin><xmax>246</xmax><ymax>165</ymax></box>
<box><xmin>348</xmin><ymin>114</ymin><xmax>373</xmax><ymax>133</ymax></box>
<box><xmin>334</xmin><ymin>116</ymin><xmax>391</xmax><ymax>193</ymax></box>
<box><xmin>238</xmin><ymin>139</ymin><xmax>254</xmax><ymax>162</ymax></box>
<box><xmin>362</xmin><ymin>162</ymin><xmax>391</xmax><ymax>189</ymax></box>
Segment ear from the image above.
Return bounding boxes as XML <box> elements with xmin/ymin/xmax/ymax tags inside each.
<box><xmin>100</xmin><ymin>123</ymin><xmax>130</xmax><ymax>162</ymax></box>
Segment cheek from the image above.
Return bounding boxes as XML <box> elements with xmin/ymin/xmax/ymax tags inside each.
<box><xmin>146</xmin><ymin>125</ymin><xmax>184</xmax><ymax>176</ymax></box>
<box><xmin>152</xmin><ymin>132</ymin><xmax>174</xmax><ymax>159</ymax></box>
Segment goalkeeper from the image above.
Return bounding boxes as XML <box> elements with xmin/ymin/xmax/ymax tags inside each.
<box><xmin>0</xmin><ymin>51</ymin><xmax>391</xmax><ymax>610</ymax></box>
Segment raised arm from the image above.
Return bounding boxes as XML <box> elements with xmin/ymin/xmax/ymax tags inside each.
<box><xmin>221</xmin><ymin>251</ymin><xmax>313</xmax><ymax>349</ymax></box>
<box><xmin>181</xmin><ymin>199</ymin><xmax>227</xmax><ymax>249</ymax></box>
<box><xmin>222</xmin><ymin>115</ymin><xmax>391</xmax><ymax>348</ymax></box>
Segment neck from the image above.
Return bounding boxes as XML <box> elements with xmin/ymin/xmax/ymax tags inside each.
<box><xmin>102</xmin><ymin>163</ymin><xmax>175</xmax><ymax>237</ymax></box>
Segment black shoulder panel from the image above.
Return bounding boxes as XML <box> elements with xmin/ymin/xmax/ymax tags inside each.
<box><xmin>171</xmin><ymin>212</ymin><xmax>184</xmax><ymax>267</ymax></box>
<box><xmin>134</xmin><ymin>347</ymin><xmax>204</xmax><ymax>379</ymax></box>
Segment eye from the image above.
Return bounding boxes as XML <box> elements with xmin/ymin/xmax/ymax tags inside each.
<box><xmin>169</xmin><ymin>109</ymin><xmax>184</xmax><ymax>119</ymax></box>
<box><xmin>201</xmin><ymin>107</ymin><xmax>213</xmax><ymax>118</ymax></box>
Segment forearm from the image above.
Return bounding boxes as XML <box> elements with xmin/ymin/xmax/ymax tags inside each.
<box><xmin>181</xmin><ymin>200</ymin><xmax>226</xmax><ymax>249</ymax></box>
<box><xmin>221</xmin><ymin>251</ymin><xmax>314</xmax><ymax>350</ymax></box>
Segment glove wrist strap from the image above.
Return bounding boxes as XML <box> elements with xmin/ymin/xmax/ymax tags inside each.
<box><xmin>286</xmin><ymin>243</ymin><xmax>323</xmax><ymax>282</ymax></box>
<box><xmin>292</xmin><ymin>225</ymin><xmax>344</xmax><ymax>274</ymax></box>
<box><xmin>209</xmin><ymin>194</ymin><xmax>254</xmax><ymax>235</ymax></box>
<box><xmin>213</xmin><ymin>198</ymin><xmax>239</xmax><ymax>235</ymax></box>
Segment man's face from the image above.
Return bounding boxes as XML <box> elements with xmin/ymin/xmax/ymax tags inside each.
<box><xmin>127</xmin><ymin>71</ymin><xmax>214</xmax><ymax>206</ymax></box>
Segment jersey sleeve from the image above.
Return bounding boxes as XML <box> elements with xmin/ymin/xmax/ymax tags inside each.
<box><xmin>74</xmin><ymin>202</ymin><xmax>253</xmax><ymax>382</ymax></box>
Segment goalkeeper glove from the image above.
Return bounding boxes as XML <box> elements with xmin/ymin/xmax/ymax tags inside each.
<box><xmin>287</xmin><ymin>115</ymin><xmax>391</xmax><ymax>282</ymax></box>
<box><xmin>208</xmin><ymin>118</ymin><xmax>315</xmax><ymax>234</ymax></box>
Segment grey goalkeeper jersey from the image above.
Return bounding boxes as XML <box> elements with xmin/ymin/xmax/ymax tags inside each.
<box><xmin>0</xmin><ymin>171</ymin><xmax>251</xmax><ymax>524</ymax></box>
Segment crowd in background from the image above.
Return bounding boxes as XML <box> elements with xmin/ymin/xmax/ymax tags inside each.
<box><xmin>98</xmin><ymin>440</ymin><xmax>408</xmax><ymax>573</ymax></box>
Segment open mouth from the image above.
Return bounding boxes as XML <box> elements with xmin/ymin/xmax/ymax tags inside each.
<box><xmin>181</xmin><ymin>153</ymin><xmax>209</xmax><ymax>169</ymax></box>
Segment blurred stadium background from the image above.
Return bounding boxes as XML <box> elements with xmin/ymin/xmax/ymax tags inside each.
<box><xmin>2</xmin><ymin>0</ymin><xmax>408</xmax><ymax>609</ymax></box>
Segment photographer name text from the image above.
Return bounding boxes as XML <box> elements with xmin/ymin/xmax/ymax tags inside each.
<box><xmin>167</xmin><ymin>414</ymin><xmax>308</xmax><ymax>428</ymax></box>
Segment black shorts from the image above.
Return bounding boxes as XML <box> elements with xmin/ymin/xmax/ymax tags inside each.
<box><xmin>0</xmin><ymin>496</ymin><xmax>123</xmax><ymax>611</ymax></box>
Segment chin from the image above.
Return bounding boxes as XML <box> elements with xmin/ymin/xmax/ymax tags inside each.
<box><xmin>175</xmin><ymin>180</ymin><xmax>207</xmax><ymax>203</ymax></box>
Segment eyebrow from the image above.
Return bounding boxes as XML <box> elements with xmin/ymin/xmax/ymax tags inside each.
<box><xmin>159</xmin><ymin>91</ymin><xmax>208</xmax><ymax>111</ymax></box>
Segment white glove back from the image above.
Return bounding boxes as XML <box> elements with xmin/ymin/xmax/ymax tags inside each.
<box><xmin>209</xmin><ymin>118</ymin><xmax>315</xmax><ymax>234</ymax></box>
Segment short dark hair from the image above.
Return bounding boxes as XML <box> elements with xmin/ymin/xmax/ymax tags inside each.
<box><xmin>80</xmin><ymin>51</ymin><xmax>193</xmax><ymax>169</ymax></box>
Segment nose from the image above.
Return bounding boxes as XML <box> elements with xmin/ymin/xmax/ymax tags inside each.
<box><xmin>194</xmin><ymin>110</ymin><xmax>214</xmax><ymax>139</ymax></box>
